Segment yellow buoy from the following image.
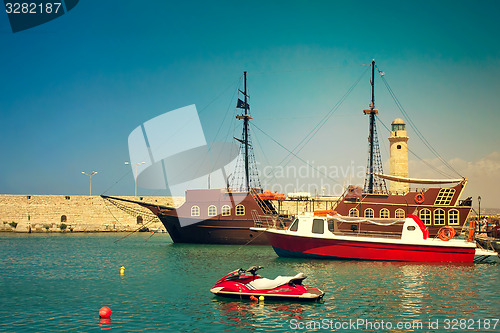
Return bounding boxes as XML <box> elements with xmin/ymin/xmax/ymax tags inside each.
<box><xmin>120</xmin><ymin>266</ymin><xmax>125</xmax><ymax>275</ymax></box>
<box><xmin>259</xmin><ymin>296</ymin><xmax>264</xmax><ymax>301</ymax></box>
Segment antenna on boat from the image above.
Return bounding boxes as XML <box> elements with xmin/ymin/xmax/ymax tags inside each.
<box><xmin>363</xmin><ymin>60</ymin><xmax>388</xmax><ymax>194</ymax></box>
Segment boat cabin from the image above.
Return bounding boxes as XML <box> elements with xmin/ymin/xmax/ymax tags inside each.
<box><xmin>286</xmin><ymin>213</ymin><xmax>431</xmax><ymax>242</ymax></box>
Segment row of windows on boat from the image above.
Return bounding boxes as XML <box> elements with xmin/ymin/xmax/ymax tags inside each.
<box><xmin>348</xmin><ymin>208</ymin><xmax>460</xmax><ymax>225</ymax></box>
<box><xmin>190</xmin><ymin>205</ymin><xmax>245</xmax><ymax>217</ymax></box>
<box><xmin>291</xmin><ymin>219</ymin><xmax>421</xmax><ymax>235</ymax></box>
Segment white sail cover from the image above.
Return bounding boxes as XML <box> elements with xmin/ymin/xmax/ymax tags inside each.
<box><xmin>374</xmin><ymin>173</ymin><xmax>465</xmax><ymax>184</ymax></box>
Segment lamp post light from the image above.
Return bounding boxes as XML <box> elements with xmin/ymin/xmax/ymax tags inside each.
<box><xmin>81</xmin><ymin>171</ymin><xmax>98</xmax><ymax>197</ymax></box>
<box><xmin>125</xmin><ymin>162</ymin><xmax>145</xmax><ymax>196</ymax></box>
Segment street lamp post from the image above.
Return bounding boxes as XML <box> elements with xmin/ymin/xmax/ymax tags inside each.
<box><xmin>81</xmin><ymin>171</ymin><xmax>98</xmax><ymax>197</ymax></box>
<box><xmin>125</xmin><ymin>162</ymin><xmax>145</xmax><ymax>196</ymax></box>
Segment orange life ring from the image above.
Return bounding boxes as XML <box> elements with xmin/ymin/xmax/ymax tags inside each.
<box><xmin>414</xmin><ymin>192</ymin><xmax>425</xmax><ymax>204</ymax></box>
<box><xmin>438</xmin><ymin>226</ymin><xmax>456</xmax><ymax>241</ymax></box>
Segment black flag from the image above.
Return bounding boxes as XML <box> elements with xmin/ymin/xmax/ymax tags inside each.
<box><xmin>236</xmin><ymin>99</ymin><xmax>249</xmax><ymax>110</ymax></box>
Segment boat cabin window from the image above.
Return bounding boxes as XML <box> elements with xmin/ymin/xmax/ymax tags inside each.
<box><xmin>434</xmin><ymin>209</ymin><xmax>445</xmax><ymax>225</ymax></box>
<box><xmin>349</xmin><ymin>208</ymin><xmax>359</xmax><ymax>217</ymax></box>
<box><xmin>208</xmin><ymin>205</ymin><xmax>217</xmax><ymax>216</ymax></box>
<box><xmin>380</xmin><ymin>208</ymin><xmax>389</xmax><ymax>218</ymax></box>
<box><xmin>236</xmin><ymin>205</ymin><xmax>245</xmax><ymax>216</ymax></box>
<box><xmin>191</xmin><ymin>205</ymin><xmax>200</xmax><ymax>217</ymax></box>
<box><xmin>312</xmin><ymin>219</ymin><xmax>324</xmax><ymax>234</ymax></box>
<box><xmin>289</xmin><ymin>219</ymin><xmax>299</xmax><ymax>232</ymax></box>
<box><xmin>364</xmin><ymin>208</ymin><xmax>374</xmax><ymax>218</ymax></box>
<box><xmin>222</xmin><ymin>205</ymin><xmax>231</xmax><ymax>216</ymax></box>
<box><xmin>327</xmin><ymin>220</ymin><xmax>335</xmax><ymax>232</ymax></box>
<box><xmin>395</xmin><ymin>209</ymin><xmax>405</xmax><ymax>219</ymax></box>
<box><xmin>435</xmin><ymin>188</ymin><xmax>455</xmax><ymax>205</ymax></box>
<box><xmin>419</xmin><ymin>208</ymin><xmax>431</xmax><ymax>225</ymax></box>
<box><xmin>449</xmin><ymin>209</ymin><xmax>459</xmax><ymax>225</ymax></box>
<box><xmin>407</xmin><ymin>226</ymin><xmax>416</xmax><ymax>231</ymax></box>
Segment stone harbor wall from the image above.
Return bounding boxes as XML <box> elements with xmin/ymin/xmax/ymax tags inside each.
<box><xmin>0</xmin><ymin>194</ymin><xmax>339</xmax><ymax>233</ymax></box>
<box><xmin>0</xmin><ymin>195</ymin><xmax>184</xmax><ymax>233</ymax></box>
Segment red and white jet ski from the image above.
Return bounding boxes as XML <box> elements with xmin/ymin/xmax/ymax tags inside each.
<box><xmin>210</xmin><ymin>266</ymin><xmax>324</xmax><ymax>301</ymax></box>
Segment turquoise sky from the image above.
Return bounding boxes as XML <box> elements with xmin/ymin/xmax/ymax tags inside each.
<box><xmin>1</xmin><ymin>1</ymin><xmax>499</xmax><ymax>207</ymax></box>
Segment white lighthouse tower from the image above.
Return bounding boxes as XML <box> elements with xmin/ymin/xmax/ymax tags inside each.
<box><xmin>388</xmin><ymin>118</ymin><xmax>409</xmax><ymax>194</ymax></box>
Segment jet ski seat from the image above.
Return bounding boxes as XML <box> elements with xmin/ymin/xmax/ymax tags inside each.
<box><xmin>247</xmin><ymin>272</ymin><xmax>307</xmax><ymax>290</ymax></box>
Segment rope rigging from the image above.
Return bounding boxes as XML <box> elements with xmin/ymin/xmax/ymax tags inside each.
<box><xmin>281</xmin><ymin>66</ymin><xmax>370</xmax><ymax>168</ymax></box>
<box><xmin>376</xmin><ymin>66</ymin><xmax>463</xmax><ymax>178</ymax></box>
<box><xmin>251</xmin><ymin>122</ymin><xmax>341</xmax><ymax>184</ymax></box>
<box><xmin>254</xmin><ymin>66</ymin><xmax>370</xmax><ymax>184</ymax></box>
<box><xmin>376</xmin><ymin>117</ymin><xmax>457</xmax><ymax>179</ymax></box>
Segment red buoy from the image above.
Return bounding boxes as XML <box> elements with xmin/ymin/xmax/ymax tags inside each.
<box><xmin>99</xmin><ymin>306</ymin><xmax>111</xmax><ymax>318</ymax></box>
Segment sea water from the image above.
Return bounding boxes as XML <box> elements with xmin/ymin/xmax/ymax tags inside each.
<box><xmin>0</xmin><ymin>232</ymin><xmax>499</xmax><ymax>332</ymax></box>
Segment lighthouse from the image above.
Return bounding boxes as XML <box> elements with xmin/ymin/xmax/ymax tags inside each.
<box><xmin>388</xmin><ymin>118</ymin><xmax>409</xmax><ymax>194</ymax></box>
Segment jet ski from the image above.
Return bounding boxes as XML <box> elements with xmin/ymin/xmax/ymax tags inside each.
<box><xmin>210</xmin><ymin>266</ymin><xmax>324</xmax><ymax>301</ymax></box>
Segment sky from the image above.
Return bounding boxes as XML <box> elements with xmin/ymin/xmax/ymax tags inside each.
<box><xmin>1</xmin><ymin>0</ymin><xmax>499</xmax><ymax>208</ymax></box>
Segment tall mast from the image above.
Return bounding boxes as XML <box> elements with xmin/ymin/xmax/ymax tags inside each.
<box><xmin>368</xmin><ymin>60</ymin><xmax>375</xmax><ymax>193</ymax></box>
<box><xmin>234</xmin><ymin>71</ymin><xmax>254</xmax><ymax>192</ymax></box>
<box><xmin>243</xmin><ymin>71</ymin><xmax>250</xmax><ymax>191</ymax></box>
<box><xmin>363</xmin><ymin>60</ymin><xmax>387</xmax><ymax>194</ymax></box>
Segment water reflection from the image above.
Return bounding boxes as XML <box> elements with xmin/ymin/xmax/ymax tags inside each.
<box><xmin>98</xmin><ymin>318</ymin><xmax>112</xmax><ymax>330</ymax></box>
<box><xmin>212</xmin><ymin>298</ymin><xmax>313</xmax><ymax>330</ymax></box>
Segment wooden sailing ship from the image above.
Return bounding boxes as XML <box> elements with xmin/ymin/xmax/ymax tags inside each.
<box><xmin>104</xmin><ymin>72</ymin><xmax>290</xmax><ymax>244</ymax></box>
<box><xmin>329</xmin><ymin>60</ymin><xmax>472</xmax><ymax>236</ymax></box>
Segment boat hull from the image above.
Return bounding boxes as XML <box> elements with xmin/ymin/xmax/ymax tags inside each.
<box><xmin>267</xmin><ymin>232</ymin><xmax>475</xmax><ymax>263</ymax></box>
<box><xmin>158</xmin><ymin>213</ymin><xmax>270</xmax><ymax>245</ymax></box>
<box><xmin>210</xmin><ymin>288</ymin><xmax>324</xmax><ymax>301</ymax></box>
<box><xmin>150</xmin><ymin>188</ymin><xmax>290</xmax><ymax>245</ymax></box>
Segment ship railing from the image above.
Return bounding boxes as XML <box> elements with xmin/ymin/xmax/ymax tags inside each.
<box><xmin>251</xmin><ymin>210</ymin><xmax>286</xmax><ymax>229</ymax></box>
<box><xmin>250</xmin><ymin>188</ymin><xmax>276</xmax><ymax>215</ymax></box>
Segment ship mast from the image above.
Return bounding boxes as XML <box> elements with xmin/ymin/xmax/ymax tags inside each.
<box><xmin>243</xmin><ymin>72</ymin><xmax>250</xmax><ymax>190</ymax></box>
<box><xmin>363</xmin><ymin>60</ymin><xmax>388</xmax><ymax>194</ymax></box>
<box><xmin>233</xmin><ymin>72</ymin><xmax>261</xmax><ymax>192</ymax></box>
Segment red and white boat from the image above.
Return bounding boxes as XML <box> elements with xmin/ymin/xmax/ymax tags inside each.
<box><xmin>263</xmin><ymin>213</ymin><xmax>499</xmax><ymax>263</ymax></box>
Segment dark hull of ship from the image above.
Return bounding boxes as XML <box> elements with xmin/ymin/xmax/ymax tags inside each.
<box><xmin>157</xmin><ymin>213</ymin><xmax>270</xmax><ymax>245</ymax></box>
<box><xmin>152</xmin><ymin>188</ymin><xmax>288</xmax><ymax>245</ymax></box>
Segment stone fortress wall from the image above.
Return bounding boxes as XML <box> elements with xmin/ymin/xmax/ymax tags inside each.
<box><xmin>0</xmin><ymin>193</ymin><xmax>338</xmax><ymax>233</ymax></box>
<box><xmin>0</xmin><ymin>194</ymin><xmax>184</xmax><ymax>232</ymax></box>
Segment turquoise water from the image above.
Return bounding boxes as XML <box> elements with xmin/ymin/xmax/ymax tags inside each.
<box><xmin>0</xmin><ymin>232</ymin><xmax>499</xmax><ymax>332</ymax></box>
